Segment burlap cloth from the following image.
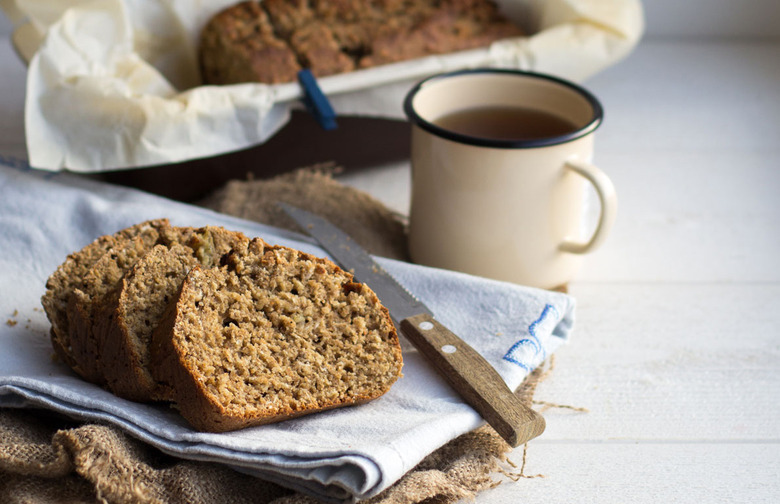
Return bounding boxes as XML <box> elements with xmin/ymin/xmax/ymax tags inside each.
<box><xmin>0</xmin><ymin>166</ymin><xmax>555</xmax><ymax>503</ymax></box>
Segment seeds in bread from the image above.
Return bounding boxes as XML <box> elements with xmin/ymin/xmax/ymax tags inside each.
<box><xmin>150</xmin><ymin>238</ymin><xmax>403</xmax><ymax>432</ymax></box>
<box><xmin>42</xmin><ymin>219</ymin><xmax>170</xmax><ymax>378</ymax></box>
<box><xmin>96</xmin><ymin>227</ymin><xmax>249</xmax><ymax>402</ymax></box>
<box><xmin>67</xmin><ymin>232</ymin><xmax>165</xmax><ymax>384</ymax></box>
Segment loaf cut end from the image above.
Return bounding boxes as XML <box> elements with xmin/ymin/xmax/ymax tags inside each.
<box><xmin>42</xmin><ymin>219</ymin><xmax>170</xmax><ymax>373</ymax></box>
<box><xmin>98</xmin><ymin>226</ymin><xmax>250</xmax><ymax>402</ymax></box>
<box><xmin>152</xmin><ymin>239</ymin><xmax>403</xmax><ymax>432</ymax></box>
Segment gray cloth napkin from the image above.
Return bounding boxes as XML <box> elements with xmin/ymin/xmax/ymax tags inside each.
<box><xmin>0</xmin><ymin>164</ymin><xmax>575</xmax><ymax>502</ymax></box>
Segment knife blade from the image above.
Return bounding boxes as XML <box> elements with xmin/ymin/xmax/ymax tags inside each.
<box><xmin>280</xmin><ymin>203</ymin><xmax>545</xmax><ymax>447</ymax></box>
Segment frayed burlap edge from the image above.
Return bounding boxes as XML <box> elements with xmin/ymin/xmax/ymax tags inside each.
<box><xmin>0</xmin><ymin>362</ymin><xmax>554</xmax><ymax>504</ymax></box>
<box><xmin>198</xmin><ymin>163</ymin><xmax>410</xmax><ymax>262</ymax></box>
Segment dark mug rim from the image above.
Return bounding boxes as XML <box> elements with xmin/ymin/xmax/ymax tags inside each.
<box><xmin>403</xmin><ymin>68</ymin><xmax>604</xmax><ymax>149</ymax></box>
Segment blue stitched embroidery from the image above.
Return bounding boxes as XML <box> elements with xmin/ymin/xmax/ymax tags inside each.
<box><xmin>503</xmin><ymin>304</ymin><xmax>559</xmax><ymax>370</ymax></box>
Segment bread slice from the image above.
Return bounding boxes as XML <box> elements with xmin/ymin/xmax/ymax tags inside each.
<box><xmin>95</xmin><ymin>227</ymin><xmax>249</xmax><ymax>402</ymax></box>
<box><xmin>42</xmin><ymin>219</ymin><xmax>170</xmax><ymax>378</ymax></box>
<box><xmin>94</xmin><ymin>243</ymin><xmax>199</xmax><ymax>401</ymax></box>
<box><xmin>150</xmin><ymin>238</ymin><xmax>403</xmax><ymax>432</ymax></box>
<box><xmin>45</xmin><ymin>219</ymin><xmax>236</xmax><ymax>386</ymax></box>
<box><xmin>67</xmin><ymin>225</ymin><xmax>176</xmax><ymax>384</ymax></box>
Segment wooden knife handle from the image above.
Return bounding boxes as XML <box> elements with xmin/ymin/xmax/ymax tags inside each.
<box><xmin>400</xmin><ymin>313</ymin><xmax>545</xmax><ymax>447</ymax></box>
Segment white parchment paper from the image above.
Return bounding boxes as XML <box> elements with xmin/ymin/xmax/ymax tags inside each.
<box><xmin>0</xmin><ymin>0</ymin><xmax>644</xmax><ymax>172</ymax></box>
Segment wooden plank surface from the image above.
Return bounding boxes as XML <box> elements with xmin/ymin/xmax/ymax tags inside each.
<box><xmin>537</xmin><ymin>284</ymin><xmax>780</xmax><ymax>441</ymax></box>
<box><xmin>340</xmin><ymin>39</ymin><xmax>780</xmax><ymax>503</ymax></box>
<box><xmin>484</xmin><ymin>443</ymin><xmax>779</xmax><ymax>504</ymax></box>
<box><xmin>577</xmin><ymin>40</ymin><xmax>780</xmax><ymax>284</ymax></box>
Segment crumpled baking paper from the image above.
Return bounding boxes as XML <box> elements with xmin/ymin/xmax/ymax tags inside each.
<box><xmin>0</xmin><ymin>0</ymin><xmax>643</xmax><ymax>172</ymax></box>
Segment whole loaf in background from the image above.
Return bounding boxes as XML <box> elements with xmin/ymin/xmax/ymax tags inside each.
<box><xmin>200</xmin><ymin>0</ymin><xmax>523</xmax><ymax>85</ymax></box>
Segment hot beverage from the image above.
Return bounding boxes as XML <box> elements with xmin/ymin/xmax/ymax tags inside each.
<box><xmin>404</xmin><ymin>69</ymin><xmax>616</xmax><ymax>289</ymax></box>
<box><xmin>433</xmin><ymin>106</ymin><xmax>579</xmax><ymax>141</ymax></box>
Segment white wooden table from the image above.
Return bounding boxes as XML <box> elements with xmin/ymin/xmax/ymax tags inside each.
<box><xmin>2</xmin><ymin>8</ymin><xmax>778</xmax><ymax>504</ymax></box>
<box><xmin>339</xmin><ymin>39</ymin><xmax>780</xmax><ymax>504</ymax></box>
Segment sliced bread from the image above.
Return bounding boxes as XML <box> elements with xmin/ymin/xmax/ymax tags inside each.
<box><xmin>67</xmin><ymin>226</ymin><xmax>172</xmax><ymax>384</ymax></box>
<box><xmin>42</xmin><ymin>219</ymin><xmax>169</xmax><ymax>380</ymax></box>
<box><xmin>150</xmin><ymin>238</ymin><xmax>403</xmax><ymax>432</ymax></box>
<box><xmin>96</xmin><ymin>227</ymin><xmax>249</xmax><ymax>402</ymax></box>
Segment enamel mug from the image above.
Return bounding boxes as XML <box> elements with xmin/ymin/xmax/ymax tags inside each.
<box><xmin>404</xmin><ymin>69</ymin><xmax>617</xmax><ymax>290</ymax></box>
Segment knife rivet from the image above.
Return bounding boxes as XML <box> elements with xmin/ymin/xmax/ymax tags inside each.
<box><xmin>419</xmin><ymin>321</ymin><xmax>434</xmax><ymax>330</ymax></box>
<box><xmin>442</xmin><ymin>344</ymin><xmax>457</xmax><ymax>354</ymax></box>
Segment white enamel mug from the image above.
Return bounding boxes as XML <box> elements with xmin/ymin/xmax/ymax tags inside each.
<box><xmin>404</xmin><ymin>69</ymin><xmax>617</xmax><ymax>290</ymax></box>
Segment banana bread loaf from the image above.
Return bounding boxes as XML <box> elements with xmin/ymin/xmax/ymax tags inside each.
<box><xmin>67</xmin><ymin>231</ymin><xmax>168</xmax><ymax>384</ymax></box>
<box><xmin>42</xmin><ymin>219</ymin><xmax>170</xmax><ymax>380</ymax></box>
<box><xmin>200</xmin><ymin>0</ymin><xmax>523</xmax><ymax>85</ymax></box>
<box><xmin>149</xmin><ymin>238</ymin><xmax>403</xmax><ymax>432</ymax></box>
<box><xmin>43</xmin><ymin>222</ymin><xmax>402</xmax><ymax>431</ymax></box>
<box><xmin>94</xmin><ymin>225</ymin><xmax>249</xmax><ymax>402</ymax></box>
<box><xmin>43</xmin><ymin>222</ymin><xmax>249</xmax><ymax>394</ymax></box>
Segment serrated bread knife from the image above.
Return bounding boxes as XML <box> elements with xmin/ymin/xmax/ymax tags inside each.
<box><xmin>280</xmin><ymin>203</ymin><xmax>545</xmax><ymax>447</ymax></box>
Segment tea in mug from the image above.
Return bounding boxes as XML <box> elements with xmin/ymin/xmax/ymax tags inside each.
<box><xmin>433</xmin><ymin>106</ymin><xmax>579</xmax><ymax>141</ymax></box>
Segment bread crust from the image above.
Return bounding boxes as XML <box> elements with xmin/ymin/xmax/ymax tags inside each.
<box><xmin>95</xmin><ymin>228</ymin><xmax>250</xmax><ymax>402</ymax></box>
<box><xmin>199</xmin><ymin>1</ymin><xmax>301</xmax><ymax>84</ymax></box>
<box><xmin>150</xmin><ymin>240</ymin><xmax>403</xmax><ymax>432</ymax></box>
<box><xmin>44</xmin><ymin>222</ymin><xmax>402</xmax><ymax>432</ymax></box>
<box><xmin>199</xmin><ymin>0</ymin><xmax>523</xmax><ymax>84</ymax></box>
<box><xmin>42</xmin><ymin>219</ymin><xmax>171</xmax><ymax>379</ymax></box>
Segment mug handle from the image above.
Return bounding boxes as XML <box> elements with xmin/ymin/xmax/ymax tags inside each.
<box><xmin>559</xmin><ymin>159</ymin><xmax>618</xmax><ymax>254</ymax></box>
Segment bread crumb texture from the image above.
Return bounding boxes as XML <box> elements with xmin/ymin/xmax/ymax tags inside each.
<box><xmin>42</xmin><ymin>222</ymin><xmax>402</xmax><ymax>432</ymax></box>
